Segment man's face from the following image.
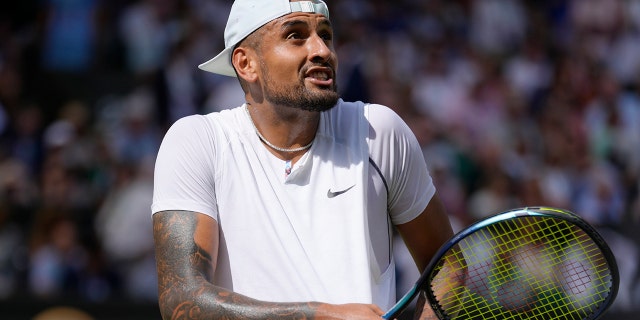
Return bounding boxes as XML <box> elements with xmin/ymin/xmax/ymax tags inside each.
<box><xmin>256</xmin><ymin>10</ymin><xmax>339</xmax><ymax>112</ymax></box>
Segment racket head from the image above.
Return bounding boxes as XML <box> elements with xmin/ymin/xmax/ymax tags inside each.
<box><xmin>384</xmin><ymin>206</ymin><xmax>619</xmax><ymax>320</ymax></box>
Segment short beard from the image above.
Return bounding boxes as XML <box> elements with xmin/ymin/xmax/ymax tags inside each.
<box><xmin>261</xmin><ymin>62</ymin><xmax>340</xmax><ymax>112</ymax></box>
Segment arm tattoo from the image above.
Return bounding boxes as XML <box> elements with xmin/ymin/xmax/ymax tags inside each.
<box><xmin>153</xmin><ymin>211</ymin><xmax>321</xmax><ymax>319</ymax></box>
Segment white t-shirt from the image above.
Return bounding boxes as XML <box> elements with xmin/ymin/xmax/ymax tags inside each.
<box><xmin>151</xmin><ymin>99</ymin><xmax>435</xmax><ymax>309</ymax></box>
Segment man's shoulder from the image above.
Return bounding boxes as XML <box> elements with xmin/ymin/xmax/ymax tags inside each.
<box><xmin>170</xmin><ymin>106</ymin><xmax>245</xmax><ymax>131</ymax></box>
<box><xmin>326</xmin><ymin>99</ymin><xmax>408</xmax><ymax>136</ymax></box>
<box><xmin>330</xmin><ymin>99</ymin><xmax>393</xmax><ymax>118</ymax></box>
<box><xmin>362</xmin><ymin>102</ymin><xmax>407</xmax><ymax>133</ymax></box>
<box><xmin>162</xmin><ymin>106</ymin><xmax>247</xmax><ymax>148</ymax></box>
<box><xmin>335</xmin><ymin>99</ymin><xmax>366</xmax><ymax>108</ymax></box>
<box><xmin>334</xmin><ymin>99</ymin><xmax>397</xmax><ymax>117</ymax></box>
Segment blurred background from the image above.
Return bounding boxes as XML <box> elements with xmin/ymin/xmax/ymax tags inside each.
<box><xmin>0</xmin><ymin>0</ymin><xmax>638</xmax><ymax>319</ymax></box>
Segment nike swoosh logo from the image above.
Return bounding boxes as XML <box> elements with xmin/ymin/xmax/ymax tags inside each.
<box><xmin>327</xmin><ymin>185</ymin><xmax>355</xmax><ymax>198</ymax></box>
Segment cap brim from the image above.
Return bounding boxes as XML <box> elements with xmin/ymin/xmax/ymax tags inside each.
<box><xmin>198</xmin><ymin>46</ymin><xmax>237</xmax><ymax>77</ymax></box>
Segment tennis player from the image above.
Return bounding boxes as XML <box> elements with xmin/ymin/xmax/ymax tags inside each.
<box><xmin>151</xmin><ymin>0</ymin><xmax>455</xmax><ymax>318</ymax></box>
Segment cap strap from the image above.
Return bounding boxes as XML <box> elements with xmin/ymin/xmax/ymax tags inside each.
<box><xmin>290</xmin><ymin>1</ymin><xmax>329</xmax><ymax>18</ymax></box>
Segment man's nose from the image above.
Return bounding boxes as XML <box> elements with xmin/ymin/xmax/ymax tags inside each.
<box><xmin>307</xmin><ymin>34</ymin><xmax>332</xmax><ymax>62</ymax></box>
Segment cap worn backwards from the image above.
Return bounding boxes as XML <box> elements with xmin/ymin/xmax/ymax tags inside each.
<box><xmin>198</xmin><ymin>0</ymin><xmax>330</xmax><ymax>77</ymax></box>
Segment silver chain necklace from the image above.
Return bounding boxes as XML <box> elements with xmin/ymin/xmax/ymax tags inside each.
<box><xmin>245</xmin><ymin>104</ymin><xmax>314</xmax><ymax>153</ymax></box>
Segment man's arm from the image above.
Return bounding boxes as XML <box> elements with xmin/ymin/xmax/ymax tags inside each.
<box><xmin>395</xmin><ymin>194</ymin><xmax>457</xmax><ymax>320</ymax></box>
<box><xmin>153</xmin><ymin>210</ymin><xmax>384</xmax><ymax>320</ymax></box>
<box><xmin>395</xmin><ymin>194</ymin><xmax>453</xmax><ymax>272</ymax></box>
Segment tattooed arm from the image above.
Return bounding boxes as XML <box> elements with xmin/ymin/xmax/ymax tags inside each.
<box><xmin>152</xmin><ymin>210</ymin><xmax>384</xmax><ymax>320</ymax></box>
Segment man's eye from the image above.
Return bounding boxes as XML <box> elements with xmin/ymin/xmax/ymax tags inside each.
<box><xmin>287</xmin><ymin>33</ymin><xmax>301</xmax><ymax>40</ymax></box>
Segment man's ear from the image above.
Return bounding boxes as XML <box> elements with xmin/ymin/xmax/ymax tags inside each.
<box><xmin>232</xmin><ymin>47</ymin><xmax>258</xmax><ymax>83</ymax></box>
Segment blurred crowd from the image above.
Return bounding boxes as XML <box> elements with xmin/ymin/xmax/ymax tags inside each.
<box><xmin>0</xmin><ymin>0</ymin><xmax>639</xmax><ymax>315</ymax></box>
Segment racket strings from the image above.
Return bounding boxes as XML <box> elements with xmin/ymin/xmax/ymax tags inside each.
<box><xmin>431</xmin><ymin>216</ymin><xmax>614</xmax><ymax>320</ymax></box>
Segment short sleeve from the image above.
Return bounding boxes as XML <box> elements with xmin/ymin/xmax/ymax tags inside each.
<box><xmin>151</xmin><ymin>115</ymin><xmax>219</xmax><ymax>220</ymax></box>
<box><xmin>366</xmin><ymin>104</ymin><xmax>435</xmax><ymax>225</ymax></box>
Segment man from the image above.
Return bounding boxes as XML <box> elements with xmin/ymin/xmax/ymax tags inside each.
<box><xmin>151</xmin><ymin>0</ymin><xmax>455</xmax><ymax>318</ymax></box>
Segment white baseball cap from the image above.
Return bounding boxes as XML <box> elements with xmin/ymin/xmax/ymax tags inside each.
<box><xmin>198</xmin><ymin>0</ymin><xmax>330</xmax><ymax>77</ymax></box>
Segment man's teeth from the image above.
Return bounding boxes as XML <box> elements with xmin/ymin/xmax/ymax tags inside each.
<box><xmin>310</xmin><ymin>72</ymin><xmax>329</xmax><ymax>80</ymax></box>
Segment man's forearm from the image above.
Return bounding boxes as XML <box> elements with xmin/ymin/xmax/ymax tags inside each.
<box><xmin>153</xmin><ymin>211</ymin><xmax>322</xmax><ymax>319</ymax></box>
<box><xmin>158</xmin><ymin>281</ymin><xmax>321</xmax><ymax>319</ymax></box>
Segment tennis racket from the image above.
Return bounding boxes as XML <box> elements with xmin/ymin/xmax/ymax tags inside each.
<box><xmin>383</xmin><ymin>206</ymin><xmax>619</xmax><ymax>320</ymax></box>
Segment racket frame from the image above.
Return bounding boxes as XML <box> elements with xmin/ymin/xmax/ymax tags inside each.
<box><xmin>382</xmin><ymin>206</ymin><xmax>619</xmax><ymax>320</ymax></box>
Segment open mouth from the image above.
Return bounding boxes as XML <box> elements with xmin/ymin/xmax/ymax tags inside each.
<box><xmin>305</xmin><ymin>68</ymin><xmax>334</xmax><ymax>86</ymax></box>
<box><xmin>309</xmin><ymin>71</ymin><xmax>330</xmax><ymax>81</ymax></box>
